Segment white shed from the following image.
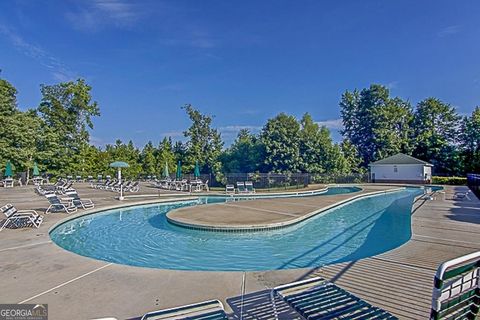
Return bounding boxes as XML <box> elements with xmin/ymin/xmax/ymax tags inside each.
<box><xmin>369</xmin><ymin>153</ymin><xmax>433</xmax><ymax>184</ymax></box>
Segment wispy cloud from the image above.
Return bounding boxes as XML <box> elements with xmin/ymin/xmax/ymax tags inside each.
<box><xmin>438</xmin><ymin>25</ymin><xmax>461</xmax><ymax>37</ymax></box>
<box><xmin>386</xmin><ymin>81</ymin><xmax>399</xmax><ymax>89</ymax></box>
<box><xmin>0</xmin><ymin>23</ymin><xmax>77</xmax><ymax>81</ymax></box>
<box><xmin>316</xmin><ymin>118</ymin><xmax>343</xmax><ymax>130</ymax></box>
<box><xmin>158</xmin><ymin>28</ymin><xmax>217</xmax><ymax>49</ymax></box>
<box><xmin>160</xmin><ymin>130</ymin><xmax>184</xmax><ymax>138</ymax></box>
<box><xmin>65</xmin><ymin>0</ymin><xmax>143</xmax><ymax>32</ymax></box>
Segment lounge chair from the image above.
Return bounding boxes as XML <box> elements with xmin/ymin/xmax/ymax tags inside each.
<box><xmin>273</xmin><ymin>277</ymin><xmax>397</xmax><ymax>319</ymax></box>
<box><xmin>65</xmin><ymin>189</ymin><xmax>94</xmax><ymax>209</ymax></box>
<box><xmin>245</xmin><ymin>181</ymin><xmax>255</xmax><ymax>193</ymax></box>
<box><xmin>0</xmin><ymin>204</ymin><xmax>43</xmax><ymax>231</ymax></box>
<box><xmin>430</xmin><ymin>251</ymin><xmax>480</xmax><ymax>320</ymax></box>
<box><xmin>45</xmin><ymin>193</ymin><xmax>77</xmax><ymax>214</ymax></box>
<box><xmin>141</xmin><ymin>299</ymin><xmax>227</xmax><ymax>320</ymax></box>
<box><xmin>236</xmin><ymin>182</ymin><xmax>247</xmax><ymax>194</ymax></box>
<box><xmin>225</xmin><ymin>184</ymin><xmax>235</xmax><ymax>194</ymax></box>
<box><xmin>453</xmin><ymin>190</ymin><xmax>470</xmax><ymax>200</ymax></box>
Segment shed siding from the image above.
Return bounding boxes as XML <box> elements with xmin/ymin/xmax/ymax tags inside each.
<box><xmin>370</xmin><ymin>164</ymin><xmax>429</xmax><ymax>183</ymax></box>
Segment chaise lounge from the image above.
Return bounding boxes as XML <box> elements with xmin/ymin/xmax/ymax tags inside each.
<box><xmin>0</xmin><ymin>204</ymin><xmax>44</xmax><ymax>231</ymax></box>
<box><xmin>141</xmin><ymin>299</ymin><xmax>227</xmax><ymax>320</ymax></box>
<box><xmin>45</xmin><ymin>193</ymin><xmax>78</xmax><ymax>214</ymax></box>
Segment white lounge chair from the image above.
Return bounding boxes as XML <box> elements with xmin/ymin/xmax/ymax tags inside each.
<box><xmin>236</xmin><ymin>182</ymin><xmax>247</xmax><ymax>194</ymax></box>
<box><xmin>141</xmin><ymin>300</ymin><xmax>227</xmax><ymax>320</ymax></box>
<box><xmin>245</xmin><ymin>181</ymin><xmax>255</xmax><ymax>193</ymax></box>
<box><xmin>65</xmin><ymin>189</ymin><xmax>94</xmax><ymax>209</ymax></box>
<box><xmin>225</xmin><ymin>184</ymin><xmax>235</xmax><ymax>194</ymax></box>
<box><xmin>0</xmin><ymin>204</ymin><xmax>43</xmax><ymax>231</ymax></box>
<box><xmin>45</xmin><ymin>193</ymin><xmax>77</xmax><ymax>214</ymax></box>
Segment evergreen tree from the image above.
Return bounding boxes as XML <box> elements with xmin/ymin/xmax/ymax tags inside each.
<box><xmin>461</xmin><ymin>106</ymin><xmax>480</xmax><ymax>173</ymax></box>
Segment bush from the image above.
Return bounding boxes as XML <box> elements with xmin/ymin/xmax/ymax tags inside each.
<box><xmin>432</xmin><ymin>176</ymin><xmax>467</xmax><ymax>185</ymax></box>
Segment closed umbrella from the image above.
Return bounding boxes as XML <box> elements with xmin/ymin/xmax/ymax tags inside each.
<box><xmin>109</xmin><ymin>161</ymin><xmax>129</xmax><ymax>200</ymax></box>
<box><xmin>5</xmin><ymin>161</ymin><xmax>13</xmax><ymax>177</ymax></box>
<box><xmin>33</xmin><ymin>162</ymin><xmax>40</xmax><ymax>176</ymax></box>
<box><xmin>163</xmin><ymin>161</ymin><xmax>169</xmax><ymax>178</ymax></box>
<box><xmin>176</xmin><ymin>161</ymin><xmax>182</xmax><ymax>180</ymax></box>
<box><xmin>194</xmin><ymin>161</ymin><xmax>200</xmax><ymax>179</ymax></box>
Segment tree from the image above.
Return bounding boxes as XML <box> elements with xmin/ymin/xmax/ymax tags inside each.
<box><xmin>411</xmin><ymin>98</ymin><xmax>461</xmax><ymax>174</ymax></box>
<box><xmin>37</xmin><ymin>79</ymin><xmax>100</xmax><ymax>174</ymax></box>
<box><xmin>461</xmin><ymin>106</ymin><xmax>480</xmax><ymax>173</ymax></box>
<box><xmin>261</xmin><ymin>113</ymin><xmax>301</xmax><ymax>172</ymax></box>
<box><xmin>340</xmin><ymin>84</ymin><xmax>413</xmax><ymax>166</ymax></box>
<box><xmin>221</xmin><ymin>129</ymin><xmax>265</xmax><ymax>173</ymax></box>
<box><xmin>156</xmin><ymin>137</ymin><xmax>176</xmax><ymax>176</ymax></box>
<box><xmin>182</xmin><ymin>104</ymin><xmax>223</xmax><ymax>175</ymax></box>
<box><xmin>140</xmin><ymin>141</ymin><xmax>157</xmax><ymax>176</ymax></box>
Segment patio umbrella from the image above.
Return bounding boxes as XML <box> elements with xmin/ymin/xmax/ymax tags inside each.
<box><xmin>109</xmin><ymin>161</ymin><xmax>129</xmax><ymax>200</ymax></box>
<box><xmin>176</xmin><ymin>161</ymin><xmax>182</xmax><ymax>180</ymax></box>
<box><xmin>5</xmin><ymin>161</ymin><xmax>12</xmax><ymax>177</ymax></box>
<box><xmin>163</xmin><ymin>161</ymin><xmax>169</xmax><ymax>178</ymax></box>
<box><xmin>194</xmin><ymin>161</ymin><xmax>200</xmax><ymax>178</ymax></box>
<box><xmin>33</xmin><ymin>162</ymin><xmax>40</xmax><ymax>176</ymax></box>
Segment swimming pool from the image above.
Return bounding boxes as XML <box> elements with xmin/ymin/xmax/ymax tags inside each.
<box><xmin>50</xmin><ymin>187</ymin><xmax>424</xmax><ymax>271</ymax></box>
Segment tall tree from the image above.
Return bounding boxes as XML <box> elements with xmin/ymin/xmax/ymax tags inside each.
<box><xmin>298</xmin><ymin>113</ymin><xmax>348</xmax><ymax>174</ymax></box>
<box><xmin>156</xmin><ymin>137</ymin><xmax>176</xmax><ymax>176</ymax></box>
<box><xmin>340</xmin><ymin>84</ymin><xmax>412</xmax><ymax>166</ymax></box>
<box><xmin>412</xmin><ymin>98</ymin><xmax>461</xmax><ymax>174</ymax></box>
<box><xmin>261</xmin><ymin>113</ymin><xmax>301</xmax><ymax>172</ymax></box>
<box><xmin>182</xmin><ymin>104</ymin><xmax>223</xmax><ymax>174</ymax></box>
<box><xmin>140</xmin><ymin>141</ymin><xmax>157</xmax><ymax>176</ymax></box>
<box><xmin>37</xmin><ymin>79</ymin><xmax>100</xmax><ymax>174</ymax></box>
<box><xmin>461</xmin><ymin>106</ymin><xmax>480</xmax><ymax>173</ymax></box>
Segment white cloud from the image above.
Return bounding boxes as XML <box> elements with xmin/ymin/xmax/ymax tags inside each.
<box><xmin>66</xmin><ymin>0</ymin><xmax>142</xmax><ymax>32</ymax></box>
<box><xmin>218</xmin><ymin>125</ymin><xmax>262</xmax><ymax>133</ymax></box>
<box><xmin>0</xmin><ymin>24</ymin><xmax>77</xmax><ymax>81</ymax></box>
<box><xmin>438</xmin><ymin>25</ymin><xmax>461</xmax><ymax>37</ymax></box>
<box><xmin>315</xmin><ymin>118</ymin><xmax>343</xmax><ymax>130</ymax></box>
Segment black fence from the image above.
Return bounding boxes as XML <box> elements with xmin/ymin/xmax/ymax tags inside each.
<box><xmin>467</xmin><ymin>174</ymin><xmax>480</xmax><ymax>198</ymax></box>
<box><xmin>210</xmin><ymin>172</ymin><xmax>369</xmax><ymax>190</ymax></box>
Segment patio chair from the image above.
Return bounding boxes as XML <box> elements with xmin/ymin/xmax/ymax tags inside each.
<box><xmin>236</xmin><ymin>181</ymin><xmax>247</xmax><ymax>194</ymax></box>
<box><xmin>141</xmin><ymin>299</ymin><xmax>227</xmax><ymax>320</ymax></box>
<box><xmin>0</xmin><ymin>204</ymin><xmax>43</xmax><ymax>231</ymax></box>
<box><xmin>225</xmin><ymin>184</ymin><xmax>235</xmax><ymax>194</ymax></box>
<box><xmin>3</xmin><ymin>178</ymin><xmax>14</xmax><ymax>188</ymax></box>
<box><xmin>273</xmin><ymin>277</ymin><xmax>397</xmax><ymax>319</ymax></box>
<box><xmin>430</xmin><ymin>251</ymin><xmax>480</xmax><ymax>320</ymax></box>
<box><xmin>65</xmin><ymin>189</ymin><xmax>94</xmax><ymax>210</ymax></box>
<box><xmin>245</xmin><ymin>181</ymin><xmax>255</xmax><ymax>193</ymax></box>
<box><xmin>45</xmin><ymin>193</ymin><xmax>77</xmax><ymax>214</ymax></box>
<box><xmin>453</xmin><ymin>190</ymin><xmax>470</xmax><ymax>200</ymax></box>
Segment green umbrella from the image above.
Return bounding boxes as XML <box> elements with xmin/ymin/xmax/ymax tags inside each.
<box><xmin>33</xmin><ymin>162</ymin><xmax>40</xmax><ymax>176</ymax></box>
<box><xmin>5</xmin><ymin>161</ymin><xmax>12</xmax><ymax>177</ymax></box>
<box><xmin>109</xmin><ymin>161</ymin><xmax>130</xmax><ymax>201</ymax></box>
<box><xmin>176</xmin><ymin>161</ymin><xmax>182</xmax><ymax>180</ymax></box>
<box><xmin>163</xmin><ymin>161</ymin><xmax>169</xmax><ymax>178</ymax></box>
<box><xmin>194</xmin><ymin>161</ymin><xmax>200</xmax><ymax>178</ymax></box>
<box><xmin>109</xmin><ymin>161</ymin><xmax>130</xmax><ymax>168</ymax></box>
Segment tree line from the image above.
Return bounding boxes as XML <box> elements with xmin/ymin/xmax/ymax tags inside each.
<box><xmin>1</xmin><ymin>76</ymin><xmax>479</xmax><ymax>181</ymax></box>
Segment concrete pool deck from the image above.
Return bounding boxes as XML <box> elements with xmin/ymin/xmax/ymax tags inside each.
<box><xmin>167</xmin><ymin>185</ymin><xmax>402</xmax><ymax>230</ymax></box>
<box><xmin>0</xmin><ymin>183</ymin><xmax>479</xmax><ymax>319</ymax></box>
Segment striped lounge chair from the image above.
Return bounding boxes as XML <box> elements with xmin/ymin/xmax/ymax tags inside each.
<box><xmin>141</xmin><ymin>299</ymin><xmax>227</xmax><ymax>320</ymax></box>
<box><xmin>274</xmin><ymin>277</ymin><xmax>397</xmax><ymax>319</ymax></box>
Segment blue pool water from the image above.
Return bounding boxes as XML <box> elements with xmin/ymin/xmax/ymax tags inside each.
<box><xmin>50</xmin><ymin>187</ymin><xmax>424</xmax><ymax>271</ymax></box>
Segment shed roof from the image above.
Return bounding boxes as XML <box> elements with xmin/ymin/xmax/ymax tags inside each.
<box><xmin>369</xmin><ymin>153</ymin><xmax>433</xmax><ymax>166</ymax></box>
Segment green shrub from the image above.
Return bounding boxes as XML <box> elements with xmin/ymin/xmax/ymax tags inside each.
<box><xmin>432</xmin><ymin>176</ymin><xmax>467</xmax><ymax>185</ymax></box>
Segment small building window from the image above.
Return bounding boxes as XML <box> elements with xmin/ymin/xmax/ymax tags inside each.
<box><xmin>393</xmin><ymin>166</ymin><xmax>398</xmax><ymax>173</ymax></box>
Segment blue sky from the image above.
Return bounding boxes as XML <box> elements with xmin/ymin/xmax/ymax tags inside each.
<box><xmin>1</xmin><ymin>0</ymin><xmax>479</xmax><ymax>147</ymax></box>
